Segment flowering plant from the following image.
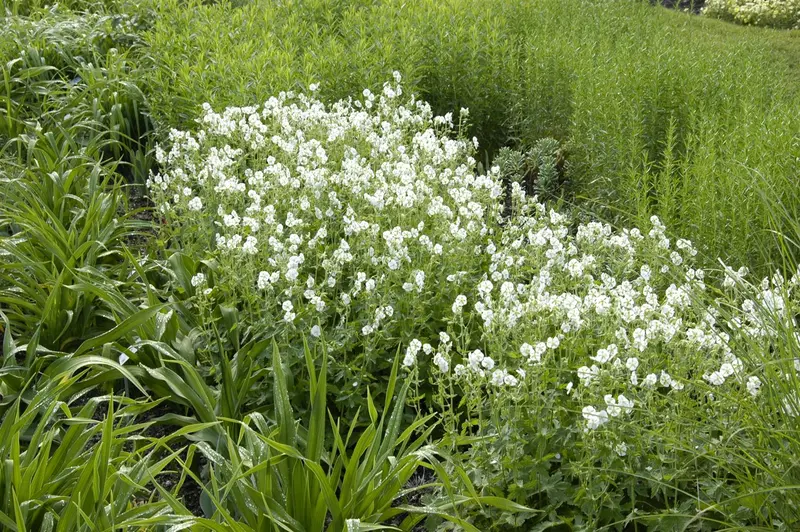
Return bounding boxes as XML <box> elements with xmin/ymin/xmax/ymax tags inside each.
<box><xmin>149</xmin><ymin>73</ymin><xmax>501</xmax><ymax>404</ymax></box>
<box><xmin>150</xmin><ymin>77</ymin><xmax>800</xmax><ymax>527</ymax></box>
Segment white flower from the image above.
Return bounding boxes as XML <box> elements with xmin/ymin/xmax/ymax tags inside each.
<box><xmin>242</xmin><ymin>235</ymin><xmax>258</xmax><ymax>254</ymax></box>
<box><xmin>577</xmin><ymin>365</ymin><xmax>600</xmax><ymax>386</ymax></box>
<box><xmin>468</xmin><ymin>349</ymin><xmax>485</xmax><ymax>369</ymax></box>
<box><xmin>746</xmin><ymin>376</ymin><xmax>761</xmax><ymax>397</ymax></box>
<box><xmin>632</xmin><ymin>328</ymin><xmax>647</xmax><ymax>352</ymax></box>
<box><xmin>223</xmin><ymin>210</ymin><xmax>241</xmax><ymax>227</ymax></box>
<box><xmin>719</xmin><ymin>363</ymin><xmax>735</xmax><ymax>378</ymax></box>
<box><xmin>615</xmin><ymin>442</ymin><xmax>628</xmax><ymax>457</ymax></box>
<box><xmin>452</xmin><ymin>294</ymin><xmax>467</xmax><ymax>314</ymax></box>
<box><xmin>478</xmin><ymin>280</ymin><xmax>493</xmax><ymax>297</ymax></box>
<box><xmin>640</xmin><ymin>264</ymin><xmax>651</xmax><ymax>281</ymax></box>
<box><xmin>625</xmin><ymin>357</ymin><xmax>639</xmax><ymax>372</ymax></box>
<box><xmin>282</xmin><ymin>300</ymin><xmax>295</xmax><ymax>322</ymax></box>
<box><xmin>414</xmin><ymin>270</ymin><xmax>425</xmax><ymax>289</ymax></box>
<box><xmin>191</xmin><ymin>273</ymin><xmax>206</xmax><ymax>287</ymax></box>
<box><xmin>582</xmin><ymin>406</ymin><xmax>609</xmax><ymax>430</ymax></box>
<box><xmin>310</xmin><ymin>325</ymin><xmax>321</xmax><ymax>338</ymax></box>
<box><xmin>491</xmin><ymin>369</ymin><xmax>506</xmax><ymax>386</ymax></box>
<box><xmin>521</xmin><ymin>342</ymin><xmax>540</xmax><ymax>364</ymax></box>
<box><xmin>704</xmin><ymin>371</ymin><xmax>725</xmax><ymax>386</ymax></box>
<box><xmin>433</xmin><ymin>353</ymin><xmax>449</xmax><ymax>373</ymax></box>
<box><xmin>188</xmin><ymin>196</ymin><xmax>203</xmax><ymax>211</ymax></box>
<box><xmin>407</xmin><ymin>339</ymin><xmax>422</xmax><ymax>355</ymax></box>
<box><xmin>605</xmin><ymin>394</ymin><xmax>621</xmax><ymax>417</ymax></box>
<box><xmin>590</xmin><ymin>344</ymin><xmax>617</xmax><ymax>364</ymax></box>
<box><xmin>616</xmin><ymin>394</ymin><xmax>634</xmax><ymax>414</ymax></box>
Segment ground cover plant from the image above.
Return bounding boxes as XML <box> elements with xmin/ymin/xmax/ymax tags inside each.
<box><xmin>2</xmin><ymin>0</ymin><xmax>800</xmax><ymax>530</ymax></box>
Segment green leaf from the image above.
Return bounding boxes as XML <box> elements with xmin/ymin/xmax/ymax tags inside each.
<box><xmin>306</xmin><ymin>341</ymin><xmax>327</xmax><ymax>464</ymax></box>
<box><xmin>74</xmin><ymin>303</ymin><xmax>167</xmax><ymax>357</ymax></box>
<box><xmin>272</xmin><ymin>341</ymin><xmax>295</xmax><ymax>446</ymax></box>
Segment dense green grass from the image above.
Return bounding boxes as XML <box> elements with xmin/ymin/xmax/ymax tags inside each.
<box><xmin>142</xmin><ymin>0</ymin><xmax>800</xmax><ymax>274</ymax></box>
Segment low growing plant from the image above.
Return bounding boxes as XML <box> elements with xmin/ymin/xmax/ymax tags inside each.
<box><xmin>150</xmin><ymin>78</ymin><xmax>800</xmax><ymax>527</ymax></box>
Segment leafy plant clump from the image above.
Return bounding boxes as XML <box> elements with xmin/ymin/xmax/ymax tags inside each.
<box><xmin>495</xmin><ymin>138</ymin><xmax>568</xmax><ymax>201</ymax></box>
<box><xmin>151</xmin><ymin>77</ymin><xmax>800</xmax><ymax>528</ymax></box>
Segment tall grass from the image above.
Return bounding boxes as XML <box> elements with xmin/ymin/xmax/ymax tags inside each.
<box><xmin>141</xmin><ymin>0</ymin><xmax>800</xmax><ymax>273</ymax></box>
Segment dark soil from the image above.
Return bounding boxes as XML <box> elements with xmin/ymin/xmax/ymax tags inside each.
<box><xmin>124</xmin><ymin>189</ymin><xmax>158</xmax><ymax>249</ymax></box>
<box><xmin>138</xmin><ymin>400</ymin><xmax>207</xmax><ymax>517</ymax></box>
<box><xmin>387</xmin><ymin>466</ymin><xmax>439</xmax><ymax>531</ymax></box>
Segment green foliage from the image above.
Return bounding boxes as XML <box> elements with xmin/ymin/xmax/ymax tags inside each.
<box><xmin>0</xmin><ymin>129</ymin><xmax>154</xmax><ymax>350</ymax></box>
<box><xmin>494</xmin><ymin>138</ymin><xmax>568</xmax><ymax>202</ymax></box>
<box><xmin>0</xmin><ymin>8</ymin><xmax>154</xmax><ymax>181</ymax></box>
<box><xmin>0</xmin><ymin>372</ymin><xmax>200</xmax><ymax>531</ymax></box>
<box><xmin>187</xmin><ymin>344</ymin><xmax>527</xmax><ymax>531</ymax></box>
<box><xmin>3</xmin><ymin>0</ymin><xmax>800</xmax><ymax>529</ymax></box>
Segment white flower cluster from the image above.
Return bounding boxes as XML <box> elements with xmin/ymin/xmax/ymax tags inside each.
<box><xmin>149</xmin><ymin>73</ymin><xmax>501</xmax><ymax>374</ymax></box>
<box><xmin>150</xmin><ymin>77</ymin><xmax>800</xmax><ymax>435</ymax></box>
<box><xmin>704</xmin><ymin>0</ymin><xmax>800</xmax><ymax>29</ymax></box>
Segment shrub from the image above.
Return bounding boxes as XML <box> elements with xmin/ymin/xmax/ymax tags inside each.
<box><xmin>704</xmin><ymin>0</ymin><xmax>800</xmax><ymax>28</ymax></box>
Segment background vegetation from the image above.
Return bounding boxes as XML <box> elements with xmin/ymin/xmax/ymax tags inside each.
<box><xmin>142</xmin><ymin>0</ymin><xmax>800</xmax><ymax>274</ymax></box>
